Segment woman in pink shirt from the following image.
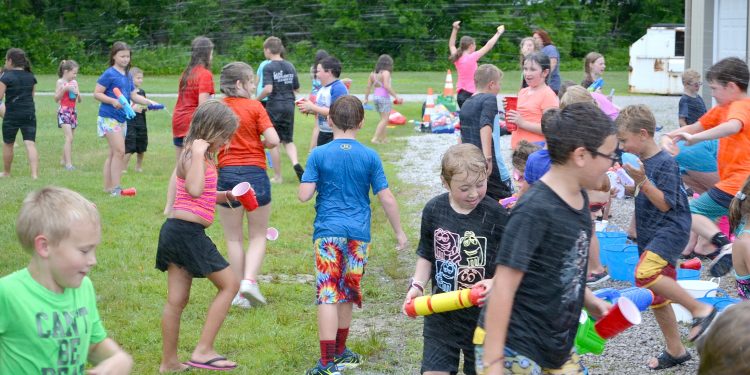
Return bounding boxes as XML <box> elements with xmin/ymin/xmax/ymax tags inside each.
<box><xmin>448</xmin><ymin>21</ymin><xmax>505</xmax><ymax>108</ymax></box>
<box><xmin>507</xmin><ymin>51</ymin><xmax>559</xmax><ymax>149</ymax></box>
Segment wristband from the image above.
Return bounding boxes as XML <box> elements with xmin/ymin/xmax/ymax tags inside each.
<box><xmin>635</xmin><ymin>178</ymin><xmax>648</xmax><ymax>197</ymax></box>
<box><xmin>409</xmin><ymin>278</ymin><xmax>424</xmax><ymax>293</ymax></box>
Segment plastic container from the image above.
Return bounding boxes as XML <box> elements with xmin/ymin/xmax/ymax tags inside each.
<box><xmin>696</xmin><ymin>288</ymin><xmax>740</xmax><ymax>312</ymax></box>
<box><xmin>605</xmin><ymin>244</ymin><xmax>638</xmax><ymax>284</ymax></box>
<box><xmin>677</xmin><ymin>268</ymin><xmax>700</xmax><ymax>280</ymax></box>
<box><xmin>672</xmin><ymin>278</ymin><xmax>720</xmax><ymax>322</ymax></box>
<box><xmin>575</xmin><ymin>310</ymin><xmax>606</xmax><ymax>355</ymax></box>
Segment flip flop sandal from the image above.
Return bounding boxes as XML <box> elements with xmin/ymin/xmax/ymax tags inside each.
<box><xmin>689</xmin><ymin>307</ymin><xmax>719</xmax><ymax>342</ymax></box>
<box><xmin>649</xmin><ymin>350</ymin><xmax>692</xmax><ymax>370</ymax></box>
<box><xmin>186</xmin><ymin>356</ymin><xmax>237</xmax><ymax>371</ymax></box>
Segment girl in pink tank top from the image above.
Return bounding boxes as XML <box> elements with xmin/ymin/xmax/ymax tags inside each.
<box><xmin>55</xmin><ymin>60</ymin><xmax>81</xmax><ymax>171</ymax></box>
<box><xmin>448</xmin><ymin>21</ymin><xmax>505</xmax><ymax>107</ymax></box>
<box><xmin>155</xmin><ymin>100</ymin><xmax>242</xmax><ymax>372</ymax></box>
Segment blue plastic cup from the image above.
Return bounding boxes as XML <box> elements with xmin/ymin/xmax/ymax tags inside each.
<box><xmin>620</xmin><ymin>287</ymin><xmax>653</xmax><ymax>311</ymax></box>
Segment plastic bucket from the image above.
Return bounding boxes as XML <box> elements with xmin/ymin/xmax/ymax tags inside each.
<box><xmin>672</xmin><ymin>278</ymin><xmax>720</xmax><ymax>322</ymax></box>
<box><xmin>677</xmin><ymin>268</ymin><xmax>700</xmax><ymax>280</ymax></box>
<box><xmin>697</xmin><ymin>288</ymin><xmax>740</xmax><ymax>312</ymax></box>
<box><xmin>606</xmin><ymin>245</ymin><xmax>638</xmax><ymax>284</ymax></box>
<box><xmin>597</xmin><ymin>231</ymin><xmax>628</xmax><ymax>266</ymax></box>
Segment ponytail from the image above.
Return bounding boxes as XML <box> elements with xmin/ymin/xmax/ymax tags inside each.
<box><xmin>729</xmin><ymin>177</ymin><xmax>750</xmax><ymax>234</ymax></box>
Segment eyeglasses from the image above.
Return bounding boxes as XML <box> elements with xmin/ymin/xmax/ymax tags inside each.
<box><xmin>588</xmin><ymin>149</ymin><xmax>618</xmax><ymax>167</ymax></box>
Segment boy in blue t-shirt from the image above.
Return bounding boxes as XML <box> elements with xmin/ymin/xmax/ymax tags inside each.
<box><xmin>299</xmin><ymin>95</ymin><xmax>407</xmax><ymax>375</ymax></box>
<box><xmin>618</xmin><ymin>105</ymin><xmax>716</xmax><ymax>370</ymax></box>
<box><xmin>298</xmin><ymin>56</ymin><xmax>348</xmax><ymax>147</ymax></box>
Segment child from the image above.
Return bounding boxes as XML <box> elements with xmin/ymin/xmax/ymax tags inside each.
<box><xmin>581</xmin><ymin>52</ymin><xmax>606</xmax><ymax>90</ymax></box>
<box><xmin>459</xmin><ymin>64</ymin><xmax>512</xmax><ymax>200</ymax></box>
<box><xmin>518</xmin><ymin>37</ymin><xmax>540</xmax><ymax>89</ymax></box>
<box><xmin>507</xmin><ymin>51</ymin><xmax>559</xmax><ymax>149</ymax></box>
<box><xmin>728</xmin><ymin>176</ymin><xmax>750</xmax><ymax>299</ymax></box>
<box><xmin>298</xmin><ymin>56</ymin><xmax>348</xmax><ymax>148</ymax></box>
<box><xmin>299</xmin><ymin>95</ymin><xmax>407</xmax><ymax>375</ymax></box>
<box><xmin>663</xmin><ymin>57</ymin><xmax>750</xmax><ymax>277</ymax></box>
<box><xmin>510</xmin><ymin>140</ymin><xmax>541</xmax><ymax>199</ymax></box>
<box><xmin>697</xmin><ymin>301</ymin><xmax>750</xmax><ymax>374</ymax></box>
<box><xmin>307</xmin><ymin>50</ymin><xmax>329</xmax><ymax>151</ymax></box>
<box><xmin>0</xmin><ymin>186</ymin><xmax>133</xmax><ymax>373</ymax></box>
<box><xmin>448</xmin><ymin>21</ymin><xmax>505</xmax><ymax>108</ymax></box>
<box><xmin>55</xmin><ymin>59</ymin><xmax>81</xmax><ymax>171</ymax></box>
<box><xmin>402</xmin><ymin>143</ymin><xmax>506</xmax><ymax>375</ymax></box>
<box><xmin>478</xmin><ymin>103</ymin><xmax>614</xmax><ymax>374</ymax></box>
<box><xmin>586</xmin><ymin>174</ymin><xmax>612</xmax><ymax>285</ymax></box>
<box><xmin>0</xmin><ymin>48</ymin><xmax>38</xmax><ymax>179</ymax></box>
<box><xmin>679</xmin><ymin>69</ymin><xmax>708</xmax><ymax>127</ymax></box>
<box><xmin>364</xmin><ymin>54</ymin><xmax>401</xmax><ymax>144</ymax></box>
<box><xmin>93</xmin><ymin>41</ymin><xmax>159</xmax><ymax>196</ymax></box>
<box><xmin>617</xmin><ymin>105</ymin><xmax>716</xmax><ymax>369</ymax></box>
<box><xmin>217</xmin><ymin>62</ymin><xmax>280</xmax><ymax>309</ymax></box>
<box><xmin>256</xmin><ymin>36</ymin><xmax>303</xmax><ymax>183</ymax></box>
<box><xmin>156</xmin><ymin>100</ymin><xmax>240</xmax><ymax>372</ymax></box>
<box><xmin>123</xmin><ymin>67</ymin><xmax>149</xmax><ymax>172</ymax></box>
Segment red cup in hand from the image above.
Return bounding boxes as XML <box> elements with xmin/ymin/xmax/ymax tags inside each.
<box><xmin>232</xmin><ymin>182</ymin><xmax>259</xmax><ymax>211</ymax></box>
<box><xmin>594</xmin><ymin>296</ymin><xmax>641</xmax><ymax>339</ymax></box>
<box><xmin>504</xmin><ymin>96</ymin><xmax>518</xmax><ymax>132</ymax></box>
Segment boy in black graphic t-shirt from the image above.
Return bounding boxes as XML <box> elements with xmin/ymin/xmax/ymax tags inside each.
<box><xmin>403</xmin><ymin>143</ymin><xmax>507</xmax><ymax>375</ymax></box>
<box><xmin>476</xmin><ymin>104</ymin><xmax>614</xmax><ymax>374</ymax></box>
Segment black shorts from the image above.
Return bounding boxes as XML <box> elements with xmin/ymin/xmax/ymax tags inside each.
<box><xmin>265</xmin><ymin>101</ymin><xmax>295</xmax><ymax>143</ymax></box>
<box><xmin>217</xmin><ymin>165</ymin><xmax>272</xmax><ymax>208</ymax></box>
<box><xmin>125</xmin><ymin>124</ymin><xmax>148</xmax><ymax>154</ymax></box>
<box><xmin>317</xmin><ymin>131</ymin><xmax>334</xmax><ymax>147</ymax></box>
<box><xmin>457</xmin><ymin>89</ymin><xmax>473</xmax><ymax>109</ymax></box>
<box><xmin>3</xmin><ymin>116</ymin><xmax>37</xmax><ymax>144</ymax></box>
<box><xmin>173</xmin><ymin>137</ymin><xmax>185</xmax><ymax>148</ymax></box>
<box><xmin>421</xmin><ymin>309</ymin><xmax>478</xmax><ymax>375</ymax></box>
<box><xmin>155</xmin><ymin>218</ymin><xmax>229</xmax><ymax>277</ymax></box>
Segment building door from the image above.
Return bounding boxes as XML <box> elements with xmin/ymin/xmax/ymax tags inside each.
<box><xmin>714</xmin><ymin>0</ymin><xmax>748</xmax><ymax>61</ymax></box>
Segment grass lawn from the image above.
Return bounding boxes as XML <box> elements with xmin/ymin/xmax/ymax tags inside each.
<box><xmin>0</xmin><ymin>94</ymin><xmax>429</xmax><ymax>372</ymax></box>
<box><xmin>34</xmin><ymin>70</ymin><xmax>631</xmax><ymax>97</ymax></box>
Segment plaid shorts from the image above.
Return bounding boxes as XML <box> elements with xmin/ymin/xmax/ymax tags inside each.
<box><xmin>314</xmin><ymin>237</ymin><xmax>370</xmax><ymax>307</ymax></box>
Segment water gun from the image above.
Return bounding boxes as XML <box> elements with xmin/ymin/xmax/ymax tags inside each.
<box><xmin>112</xmin><ymin>87</ymin><xmax>136</xmax><ymax>120</ymax></box>
<box><xmin>587</xmin><ymin>78</ymin><xmax>605</xmax><ymax>92</ymax></box>
<box><xmin>404</xmin><ymin>284</ymin><xmax>485</xmax><ymax>317</ymax></box>
<box><xmin>499</xmin><ymin>196</ymin><xmax>517</xmax><ymax>209</ymax></box>
<box><xmin>147</xmin><ymin>104</ymin><xmax>164</xmax><ymax>110</ymax></box>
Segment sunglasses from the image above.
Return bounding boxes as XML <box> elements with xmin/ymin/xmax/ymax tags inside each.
<box><xmin>589</xmin><ymin>202</ymin><xmax>607</xmax><ymax>212</ymax></box>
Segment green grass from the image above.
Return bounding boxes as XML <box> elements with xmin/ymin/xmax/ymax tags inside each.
<box><xmin>0</xmin><ymin>94</ymin><xmax>427</xmax><ymax>373</ymax></box>
<box><xmin>35</xmin><ymin>70</ymin><xmax>631</xmax><ymax>96</ymax></box>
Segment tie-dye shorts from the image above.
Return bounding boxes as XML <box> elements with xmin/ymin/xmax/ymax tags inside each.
<box><xmin>314</xmin><ymin>237</ymin><xmax>370</xmax><ymax>307</ymax></box>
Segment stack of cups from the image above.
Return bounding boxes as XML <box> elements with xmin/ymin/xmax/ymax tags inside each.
<box><xmin>503</xmin><ymin>96</ymin><xmax>518</xmax><ymax>132</ymax></box>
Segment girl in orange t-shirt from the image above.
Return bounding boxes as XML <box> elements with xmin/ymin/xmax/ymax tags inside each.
<box><xmin>217</xmin><ymin>62</ymin><xmax>280</xmax><ymax>309</ymax></box>
<box><xmin>507</xmin><ymin>51</ymin><xmax>560</xmax><ymax>149</ymax></box>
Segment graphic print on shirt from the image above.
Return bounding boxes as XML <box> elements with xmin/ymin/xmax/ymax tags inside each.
<box><xmin>561</xmin><ymin>229</ymin><xmax>589</xmax><ymax>306</ymax></box>
<box><xmin>434</xmin><ymin>228</ymin><xmax>487</xmax><ymax>291</ymax></box>
<box><xmin>37</xmin><ymin>307</ymin><xmax>92</xmax><ymax>374</ymax></box>
<box><xmin>273</xmin><ymin>70</ymin><xmax>296</xmax><ymax>85</ymax></box>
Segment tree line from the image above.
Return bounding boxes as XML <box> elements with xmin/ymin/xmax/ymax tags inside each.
<box><xmin>0</xmin><ymin>0</ymin><xmax>683</xmax><ymax>74</ymax></box>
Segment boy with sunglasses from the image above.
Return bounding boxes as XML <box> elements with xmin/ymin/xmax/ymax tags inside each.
<box><xmin>617</xmin><ymin>104</ymin><xmax>716</xmax><ymax>370</ymax></box>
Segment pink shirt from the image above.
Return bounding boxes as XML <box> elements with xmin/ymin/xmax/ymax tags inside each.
<box><xmin>511</xmin><ymin>86</ymin><xmax>559</xmax><ymax>149</ymax></box>
<box><xmin>591</xmin><ymin>92</ymin><xmax>619</xmax><ymax>120</ymax></box>
<box><xmin>454</xmin><ymin>51</ymin><xmax>482</xmax><ymax>93</ymax></box>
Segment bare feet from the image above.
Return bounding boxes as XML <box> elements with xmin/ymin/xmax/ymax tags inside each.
<box><xmin>159</xmin><ymin>361</ymin><xmax>190</xmax><ymax>373</ymax></box>
<box><xmin>270</xmin><ymin>176</ymin><xmax>283</xmax><ymax>184</ymax></box>
<box><xmin>0</xmin><ymin>172</ymin><xmax>9</xmax><ymax>178</ymax></box>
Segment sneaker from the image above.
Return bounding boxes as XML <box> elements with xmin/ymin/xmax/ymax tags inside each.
<box><xmin>708</xmin><ymin>244</ymin><xmax>733</xmax><ymax>277</ymax></box>
<box><xmin>64</xmin><ymin>165</ymin><xmax>75</xmax><ymax>171</ymax></box>
<box><xmin>333</xmin><ymin>348</ymin><xmax>362</xmax><ymax>371</ymax></box>
<box><xmin>231</xmin><ymin>294</ymin><xmax>252</xmax><ymax>309</ymax></box>
<box><xmin>294</xmin><ymin>164</ymin><xmax>305</xmax><ymax>182</ymax></box>
<box><xmin>110</xmin><ymin>187</ymin><xmax>122</xmax><ymax>197</ymax></box>
<box><xmin>240</xmin><ymin>279</ymin><xmax>267</xmax><ymax>306</ymax></box>
<box><xmin>305</xmin><ymin>360</ymin><xmax>341</xmax><ymax>375</ymax></box>
<box><xmin>586</xmin><ymin>271</ymin><xmax>611</xmax><ymax>286</ymax></box>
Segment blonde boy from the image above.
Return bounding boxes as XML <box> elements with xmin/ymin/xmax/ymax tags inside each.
<box><xmin>0</xmin><ymin>187</ymin><xmax>132</xmax><ymax>374</ymax></box>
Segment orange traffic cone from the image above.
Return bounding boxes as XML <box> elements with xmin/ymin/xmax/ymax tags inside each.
<box><xmin>444</xmin><ymin>69</ymin><xmax>454</xmax><ymax>97</ymax></box>
<box><xmin>423</xmin><ymin>88</ymin><xmax>435</xmax><ymax>123</ymax></box>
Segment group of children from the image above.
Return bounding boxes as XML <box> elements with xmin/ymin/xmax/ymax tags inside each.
<box><xmin>3</xmin><ymin>32</ymin><xmax>750</xmax><ymax>375</ymax></box>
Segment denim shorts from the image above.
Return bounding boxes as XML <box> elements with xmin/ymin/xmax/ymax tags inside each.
<box><xmin>217</xmin><ymin>165</ymin><xmax>271</xmax><ymax>208</ymax></box>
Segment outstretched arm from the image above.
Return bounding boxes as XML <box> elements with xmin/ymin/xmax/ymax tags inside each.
<box><xmin>476</xmin><ymin>25</ymin><xmax>505</xmax><ymax>58</ymax></box>
<box><xmin>448</xmin><ymin>21</ymin><xmax>461</xmax><ymax>56</ymax></box>
<box><xmin>674</xmin><ymin>119</ymin><xmax>742</xmax><ymax>145</ymax></box>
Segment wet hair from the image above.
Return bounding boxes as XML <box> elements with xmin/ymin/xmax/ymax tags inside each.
<box><xmin>697</xmin><ymin>301</ymin><xmax>750</xmax><ymax>374</ymax></box>
<box><xmin>519</xmin><ymin>37</ymin><xmax>540</xmax><ymax>66</ymax></box>
<box><xmin>524</xmin><ymin>52</ymin><xmax>551</xmax><ymax>84</ymax></box>
<box><xmin>449</xmin><ymin>36</ymin><xmax>476</xmax><ymax>63</ymax></box>
<box><xmin>319</xmin><ymin>56</ymin><xmax>342</xmax><ymax>78</ymax></box>
<box><xmin>560</xmin><ymin>85</ymin><xmax>595</xmax><ymax>109</ymax></box>
<box><xmin>108</xmin><ymin>41</ymin><xmax>131</xmax><ymax>74</ymax></box>
<box><xmin>729</xmin><ymin>175</ymin><xmax>750</xmax><ymax>234</ymax></box>
<box><xmin>474</xmin><ymin>64</ymin><xmax>502</xmax><ymax>90</ymax></box>
<box><xmin>264</xmin><ymin>36</ymin><xmax>285</xmax><ymax>55</ymax></box>
<box><xmin>6</xmin><ymin>48</ymin><xmax>32</xmax><ymax>72</ymax></box>
<box><xmin>583</xmin><ymin>52</ymin><xmax>604</xmax><ymax>80</ymax></box>
<box><xmin>441</xmin><ymin>143</ymin><xmax>488</xmax><ymax>186</ymax></box>
<box><xmin>543</xmin><ymin>103</ymin><xmax>616</xmax><ymax>165</ymax></box>
<box><xmin>706</xmin><ymin>57</ymin><xmax>749</xmax><ymax>92</ymax></box>
<box><xmin>57</xmin><ymin>59</ymin><xmax>79</xmax><ymax>78</ymax></box>
<box><xmin>184</xmin><ymin>100</ymin><xmax>238</xmax><ymax>161</ymax></box>
<box><xmin>220</xmin><ymin>62</ymin><xmax>254</xmax><ymax>98</ymax></box>
<box><xmin>16</xmin><ymin>186</ymin><xmax>100</xmax><ymax>251</ymax></box>
<box><xmin>533</xmin><ymin>29</ymin><xmax>553</xmax><ymax>46</ymax></box>
<box><xmin>594</xmin><ymin>173</ymin><xmax>611</xmax><ymax>193</ymax></box>
<box><xmin>180</xmin><ymin>36</ymin><xmax>214</xmax><ymax>92</ymax></box>
<box><xmin>329</xmin><ymin>95</ymin><xmax>364</xmax><ymax>132</ymax></box>
<box><xmin>615</xmin><ymin>104</ymin><xmax>656</xmax><ymax>137</ymax></box>
<box><xmin>375</xmin><ymin>54</ymin><xmax>394</xmax><ymax>73</ymax></box>
<box><xmin>512</xmin><ymin>140</ymin><xmax>542</xmax><ymax>173</ymax></box>
<box><xmin>130</xmin><ymin>67</ymin><xmax>143</xmax><ymax>77</ymax></box>
<box><xmin>682</xmin><ymin>69</ymin><xmax>701</xmax><ymax>85</ymax></box>
<box><xmin>558</xmin><ymin>80</ymin><xmax>578</xmax><ymax>99</ymax></box>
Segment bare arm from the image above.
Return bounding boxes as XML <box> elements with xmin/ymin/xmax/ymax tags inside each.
<box><xmin>480</xmin><ymin>126</ymin><xmax>494</xmax><ymax>162</ymax></box>
<box><xmin>676</xmin><ymin>119</ymin><xmax>742</xmax><ymax>145</ymax></box>
<box><xmin>93</xmin><ymin>84</ymin><xmax>121</xmax><ymax>108</ymax></box>
<box><xmin>87</xmin><ymin>338</ymin><xmax>133</xmax><ymax>375</ymax></box>
<box><xmin>198</xmin><ymin>92</ymin><xmax>211</xmax><ymax>105</ymax></box>
<box><xmin>476</xmin><ymin>25</ymin><xmax>505</xmax><ymax>57</ymax></box>
<box><xmin>298</xmin><ymin>182</ymin><xmax>317</xmax><ymax>202</ymax></box>
<box><xmin>0</xmin><ymin>81</ymin><xmax>6</xmax><ymax>102</ymax></box>
<box><xmin>182</xmin><ymin>140</ymin><xmax>209</xmax><ymax>198</ymax></box>
<box><xmin>262</xmin><ymin>127</ymin><xmax>280</xmax><ymax>149</ymax></box>
<box><xmin>377</xmin><ymin>188</ymin><xmax>408</xmax><ymax>250</ymax></box>
<box><xmin>131</xmin><ymin>89</ymin><xmax>157</xmax><ymax>106</ymax></box>
<box><xmin>54</xmin><ymin>79</ymin><xmax>66</xmax><ymax>103</ymax></box>
<box><xmin>402</xmin><ymin>257</ymin><xmax>432</xmax><ymax>315</ymax></box>
<box><xmin>678</xmin><ymin>117</ymin><xmax>688</xmax><ymax>127</ymax></box>
<box><xmin>256</xmin><ymin>84</ymin><xmax>273</xmax><ymax>101</ymax></box>
<box><xmin>382</xmin><ymin>70</ymin><xmax>399</xmax><ymax>99</ymax></box>
<box><xmin>482</xmin><ymin>265</ymin><xmax>524</xmax><ymax>374</ymax></box>
<box><xmin>549</xmin><ymin>58</ymin><xmax>558</xmax><ymax>74</ymax></box>
<box><xmin>448</xmin><ymin>21</ymin><xmax>460</xmax><ymax>56</ymax></box>
<box><xmin>364</xmin><ymin>73</ymin><xmax>374</xmax><ymax>102</ymax></box>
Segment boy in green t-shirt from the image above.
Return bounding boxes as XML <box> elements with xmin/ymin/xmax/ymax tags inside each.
<box><xmin>0</xmin><ymin>186</ymin><xmax>132</xmax><ymax>374</ymax></box>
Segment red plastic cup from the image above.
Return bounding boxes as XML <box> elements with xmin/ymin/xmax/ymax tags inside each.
<box><xmin>266</xmin><ymin>227</ymin><xmax>279</xmax><ymax>241</ymax></box>
<box><xmin>504</xmin><ymin>96</ymin><xmax>518</xmax><ymax>132</ymax></box>
<box><xmin>232</xmin><ymin>182</ymin><xmax>259</xmax><ymax>211</ymax></box>
<box><xmin>393</xmin><ymin>97</ymin><xmax>404</xmax><ymax>105</ymax></box>
<box><xmin>680</xmin><ymin>257</ymin><xmax>702</xmax><ymax>270</ymax></box>
<box><xmin>120</xmin><ymin>187</ymin><xmax>136</xmax><ymax>196</ymax></box>
<box><xmin>594</xmin><ymin>296</ymin><xmax>642</xmax><ymax>339</ymax></box>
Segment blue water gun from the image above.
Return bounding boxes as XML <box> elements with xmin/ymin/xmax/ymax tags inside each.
<box><xmin>587</xmin><ymin>78</ymin><xmax>605</xmax><ymax>92</ymax></box>
<box><xmin>147</xmin><ymin>104</ymin><xmax>164</xmax><ymax>110</ymax></box>
<box><xmin>112</xmin><ymin>87</ymin><xmax>136</xmax><ymax>120</ymax></box>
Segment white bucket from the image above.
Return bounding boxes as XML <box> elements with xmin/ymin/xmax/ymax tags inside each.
<box><xmin>671</xmin><ymin>278</ymin><xmax>720</xmax><ymax>323</ymax></box>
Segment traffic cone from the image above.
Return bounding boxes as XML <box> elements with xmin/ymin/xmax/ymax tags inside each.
<box><xmin>444</xmin><ymin>69</ymin><xmax>454</xmax><ymax>97</ymax></box>
<box><xmin>423</xmin><ymin>88</ymin><xmax>435</xmax><ymax>123</ymax></box>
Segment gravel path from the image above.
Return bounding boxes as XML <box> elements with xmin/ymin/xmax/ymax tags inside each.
<box><xmin>392</xmin><ymin>95</ymin><xmax>733</xmax><ymax>374</ymax></box>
